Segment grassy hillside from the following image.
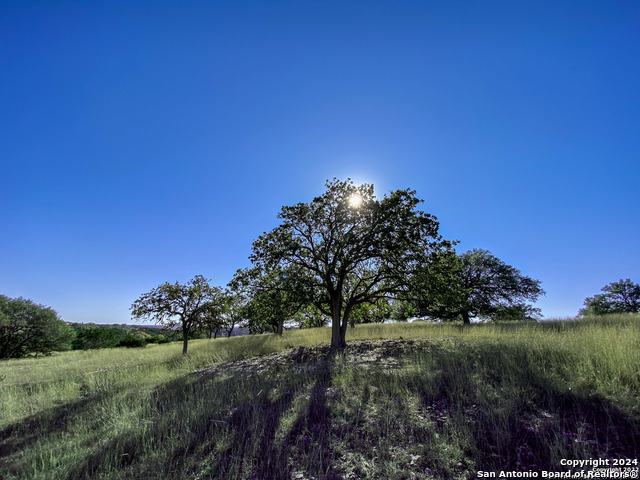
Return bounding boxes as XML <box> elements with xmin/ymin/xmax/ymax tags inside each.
<box><xmin>1</xmin><ymin>316</ymin><xmax>639</xmax><ymax>479</ymax></box>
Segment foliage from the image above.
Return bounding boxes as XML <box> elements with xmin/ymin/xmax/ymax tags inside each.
<box><xmin>130</xmin><ymin>275</ymin><xmax>222</xmax><ymax>355</ymax></box>
<box><xmin>69</xmin><ymin>323</ymin><xmax>173</xmax><ymax>349</ymax></box>
<box><xmin>579</xmin><ymin>278</ymin><xmax>640</xmax><ymax>316</ymax></box>
<box><xmin>218</xmin><ymin>289</ymin><xmax>247</xmax><ymax>338</ymax></box>
<box><xmin>415</xmin><ymin>249</ymin><xmax>545</xmax><ymax>323</ymax></box>
<box><xmin>249</xmin><ymin>178</ymin><xmax>451</xmax><ymax>350</ymax></box>
<box><xmin>389</xmin><ymin>299</ymin><xmax>418</xmax><ymax>321</ymax></box>
<box><xmin>232</xmin><ymin>266</ymin><xmax>307</xmax><ymax>335</ymax></box>
<box><xmin>294</xmin><ymin>305</ymin><xmax>329</xmax><ymax>329</ymax></box>
<box><xmin>117</xmin><ymin>333</ymin><xmax>148</xmax><ymax>348</ymax></box>
<box><xmin>403</xmin><ymin>248</ymin><xmax>467</xmax><ymax>319</ymax></box>
<box><xmin>71</xmin><ymin>326</ymin><xmax>118</xmax><ymax>350</ymax></box>
<box><xmin>0</xmin><ymin>295</ymin><xmax>74</xmax><ymax>359</ymax></box>
<box><xmin>347</xmin><ymin>298</ymin><xmax>393</xmax><ymax>327</ymax></box>
<box><xmin>492</xmin><ymin>303</ymin><xmax>542</xmax><ymax>321</ymax></box>
<box><xmin>196</xmin><ymin>289</ymin><xmax>229</xmax><ymax>339</ymax></box>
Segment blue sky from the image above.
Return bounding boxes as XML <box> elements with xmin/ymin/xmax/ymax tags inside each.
<box><xmin>1</xmin><ymin>1</ymin><xmax>638</xmax><ymax>323</ymax></box>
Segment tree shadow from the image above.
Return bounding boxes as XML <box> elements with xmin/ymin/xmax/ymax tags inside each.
<box><xmin>5</xmin><ymin>340</ymin><xmax>636</xmax><ymax>479</ymax></box>
<box><xmin>57</xmin><ymin>352</ymin><xmax>341</xmax><ymax>479</ymax></box>
<box><xmin>0</xmin><ymin>395</ymin><xmax>104</xmax><ymax>453</ymax></box>
<box><xmin>412</xmin><ymin>342</ymin><xmax>640</xmax><ymax>473</ymax></box>
<box><xmin>0</xmin><ymin>388</ymin><xmax>120</xmax><ymax>477</ymax></box>
<box><xmin>278</xmin><ymin>358</ymin><xmax>342</xmax><ymax>480</ymax></box>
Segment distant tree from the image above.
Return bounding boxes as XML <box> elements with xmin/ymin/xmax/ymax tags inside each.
<box><xmin>195</xmin><ymin>286</ymin><xmax>226</xmax><ymax>339</ymax></box>
<box><xmin>348</xmin><ymin>298</ymin><xmax>393</xmax><ymax>327</ymax></box>
<box><xmin>71</xmin><ymin>326</ymin><xmax>117</xmax><ymax>350</ymax></box>
<box><xmin>492</xmin><ymin>304</ymin><xmax>542</xmax><ymax>322</ymax></box>
<box><xmin>219</xmin><ymin>290</ymin><xmax>247</xmax><ymax>337</ymax></box>
<box><xmin>404</xmin><ymin>249</ymin><xmax>467</xmax><ymax>320</ymax></box>
<box><xmin>130</xmin><ymin>275</ymin><xmax>220</xmax><ymax>355</ymax></box>
<box><xmin>390</xmin><ymin>300</ymin><xmax>418</xmax><ymax>321</ymax></box>
<box><xmin>579</xmin><ymin>279</ymin><xmax>640</xmax><ymax>316</ymax></box>
<box><xmin>0</xmin><ymin>295</ymin><xmax>74</xmax><ymax>359</ymax></box>
<box><xmin>232</xmin><ymin>266</ymin><xmax>307</xmax><ymax>335</ymax></box>
<box><xmin>294</xmin><ymin>305</ymin><xmax>329</xmax><ymax>329</ymax></box>
<box><xmin>249</xmin><ymin>178</ymin><xmax>451</xmax><ymax>351</ymax></box>
<box><xmin>117</xmin><ymin>333</ymin><xmax>148</xmax><ymax>348</ymax></box>
<box><xmin>415</xmin><ymin>249</ymin><xmax>545</xmax><ymax>324</ymax></box>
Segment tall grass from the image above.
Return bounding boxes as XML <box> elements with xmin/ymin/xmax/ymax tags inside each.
<box><xmin>1</xmin><ymin>315</ymin><xmax>638</xmax><ymax>479</ymax></box>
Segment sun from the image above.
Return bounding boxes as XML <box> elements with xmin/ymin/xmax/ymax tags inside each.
<box><xmin>348</xmin><ymin>193</ymin><xmax>363</xmax><ymax>208</ymax></box>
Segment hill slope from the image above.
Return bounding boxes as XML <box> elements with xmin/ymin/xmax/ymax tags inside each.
<box><xmin>1</xmin><ymin>317</ymin><xmax>639</xmax><ymax>479</ymax></box>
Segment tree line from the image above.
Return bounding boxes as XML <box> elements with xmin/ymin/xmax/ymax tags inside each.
<box><xmin>3</xmin><ymin>179</ymin><xmax>638</xmax><ymax>358</ymax></box>
<box><xmin>131</xmin><ymin>179</ymin><xmax>550</xmax><ymax>354</ymax></box>
<box><xmin>0</xmin><ymin>299</ymin><xmax>175</xmax><ymax>359</ymax></box>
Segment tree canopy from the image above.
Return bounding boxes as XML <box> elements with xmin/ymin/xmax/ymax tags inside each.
<box><xmin>579</xmin><ymin>279</ymin><xmax>640</xmax><ymax>316</ymax></box>
<box><xmin>231</xmin><ymin>266</ymin><xmax>307</xmax><ymax>335</ymax></box>
<box><xmin>0</xmin><ymin>295</ymin><xmax>74</xmax><ymax>359</ymax></box>
<box><xmin>130</xmin><ymin>275</ymin><xmax>223</xmax><ymax>355</ymax></box>
<box><xmin>412</xmin><ymin>249</ymin><xmax>545</xmax><ymax>323</ymax></box>
<box><xmin>249</xmin><ymin>178</ymin><xmax>451</xmax><ymax>351</ymax></box>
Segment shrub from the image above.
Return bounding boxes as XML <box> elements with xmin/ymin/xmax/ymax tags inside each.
<box><xmin>118</xmin><ymin>334</ymin><xmax>147</xmax><ymax>348</ymax></box>
<box><xmin>72</xmin><ymin>326</ymin><xmax>118</xmax><ymax>350</ymax></box>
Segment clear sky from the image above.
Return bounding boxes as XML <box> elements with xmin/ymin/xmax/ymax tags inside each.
<box><xmin>1</xmin><ymin>1</ymin><xmax>639</xmax><ymax>323</ymax></box>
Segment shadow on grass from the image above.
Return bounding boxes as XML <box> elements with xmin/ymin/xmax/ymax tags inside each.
<box><xmin>410</xmin><ymin>342</ymin><xmax>640</xmax><ymax>473</ymax></box>
<box><xmin>2</xmin><ymin>339</ymin><xmax>638</xmax><ymax>479</ymax></box>
<box><xmin>0</xmin><ymin>390</ymin><xmax>117</xmax><ymax>456</ymax></box>
<box><xmin>59</xmin><ymin>353</ymin><xmax>341</xmax><ymax>479</ymax></box>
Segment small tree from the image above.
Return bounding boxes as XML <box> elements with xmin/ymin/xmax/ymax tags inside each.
<box><xmin>249</xmin><ymin>178</ymin><xmax>451</xmax><ymax>351</ymax></box>
<box><xmin>196</xmin><ymin>287</ymin><xmax>227</xmax><ymax>339</ymax></box>
<box><xmin>579</xmin><ymin>279</ymin><xmax>640</xmax><ymax>316</ymax></box>
<box><xmin>492</xmin><ymin>304</ymin><xmax>542</xmax><ymax>322</ymax></box>
<box><xmin>130</xmin><ymin>275</ymin><xmax>220</xmax><ymax>355</ymax></box>
<box><xmin>220</xmin><ymin>290</ymin><xmax>246</xmax><ymax>337</ymax></box>
<box><xmin>0</xmin><ymin>295</ymin><xmax>74</xmax><ymax>359</ymax></box>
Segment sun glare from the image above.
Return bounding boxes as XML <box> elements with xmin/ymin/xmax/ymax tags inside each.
<box><xmin>348</xmin><ymin>193</ymin><xmax>363</xmax><ymax>208</ymax></box>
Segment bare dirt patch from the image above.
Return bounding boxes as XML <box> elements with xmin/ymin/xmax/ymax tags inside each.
<box><xmin>194</xmin><ymin>338</ymin><xmax>433</xmax><ymax>377</ymax></box>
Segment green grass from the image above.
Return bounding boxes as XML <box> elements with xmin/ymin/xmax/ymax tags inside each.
<box><xmin>1</xmin><ymin>315</ymin><xmax>639</xmax><ymax>479</ymax></box>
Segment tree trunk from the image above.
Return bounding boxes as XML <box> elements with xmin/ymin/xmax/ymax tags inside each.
<box><xmin>461</xmin><ymin>311</ymin><xmax>471</xmax><ymax>325</ymax></box>
<box><xmin>331</xmin><ymin>308</ymin><xmax>347</xmax><ymax>352</ymax></box>
<box><xmin>182</xmin><ymin>330</ymin><xmax>189</xmax><ymax>355</ymax></box>
<box><xmin>276</xmin><ymin>318</ymin><xmax>284</xmax><ymax>336</ymax></box>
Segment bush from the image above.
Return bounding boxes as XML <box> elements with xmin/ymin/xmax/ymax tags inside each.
<box><xmin>72</xmin><ymin>326</ymin><xmax>118</xmax><ymax>350</ymax></box>
<box><xmin>118</xmin><ymin>334</ymin><xmax>147</xmax><ymax>348</ymax></box>
<box><xmin>0</xmin><ymin>295</ymin><xmax>74</xmax><ymax>358</ymax></box>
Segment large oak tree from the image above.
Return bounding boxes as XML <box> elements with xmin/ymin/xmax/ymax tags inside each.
<box><xmin>249</xmin><ymin>178</ymin><xmax>451</xmax><ymax>351</ymax></box>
